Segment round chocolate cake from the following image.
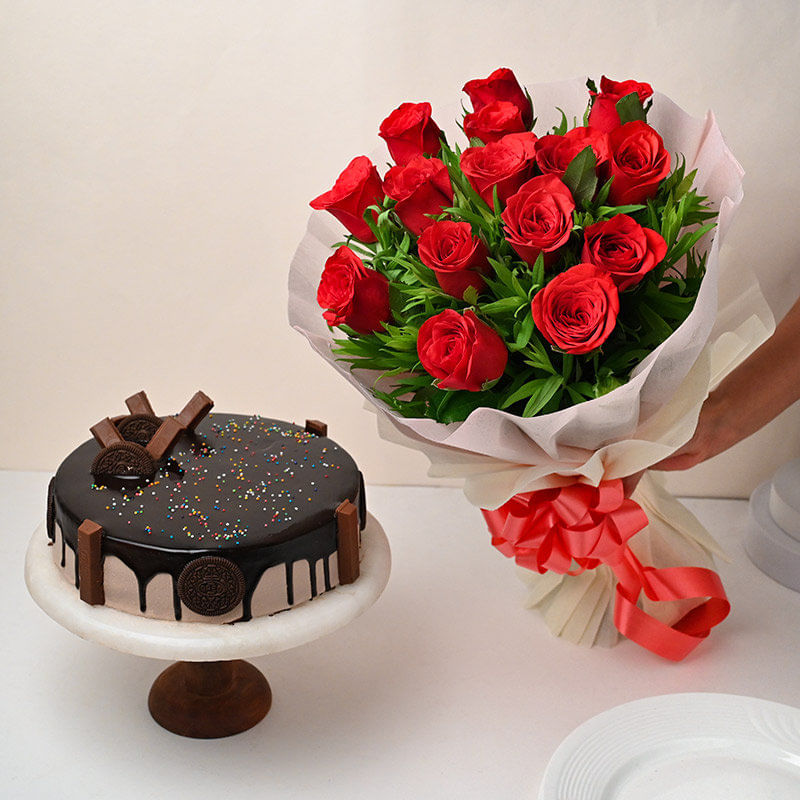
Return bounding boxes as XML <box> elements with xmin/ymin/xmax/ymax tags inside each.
<box><xmin>47</xmin><ymin>404</ymin><xmax>366</xmax><ymax>623</ymax></box>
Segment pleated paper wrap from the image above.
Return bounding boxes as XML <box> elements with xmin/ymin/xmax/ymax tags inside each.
<box><xmin>289</xmin><ymin>78</ymin><xmax>774</xmax><ymax>649</ymax></box>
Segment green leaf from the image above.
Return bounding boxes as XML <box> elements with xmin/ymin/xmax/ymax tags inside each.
<box><xmin>566</xmin><ymin>385</ymin><xmax>588</xmax><ymax>405</ymax></box>
<box><xmin>571</xmin><ymin>381</ymin><xmax>596</xmax><ymax>398</ymax></box>
<box><xmin>638</xmin><ymin>302</ymin><xmax>674</xmax><ymax>342</ymax></box>
<box><xmin>393</xmin><ymin>374</ymin><xmax>434</xmax><ymax>392</ymax></box>
<box><xmin>509</xmin><ymin>311</ymin><xmax>535</xmax><ymax>352</ymax></box>
<box><xmin>440</xmin><ymin>205</ymin><xmax>494</xmax><ymax>236</ymax></box>
<box><xmin>374</xmin><ymin>324</ymin><xmax>419</xmax><ymax>352</ymax></box>
<box><xmin>437</xmin><ymin>390</ymin><xmax>497</xmax><ymax>423</ymax></box>
<box><xmin>673</xmin><ymin>166</ymin><xmax>697</xmax><ymax>202</ymax></box>
<box><xmin>595</xmin><ymin>204</ymin><xmax>646</xmax><ymax>218</ymax></box>
<box><xmin>660</xmin><ymin>204</ymin><xmax>681</xmax><ymax>249</ymax></box>
<box><xmin>522</xmin><ymin>375</ymin><xmax>563</xmax><ymax>416</ymax></box>
<box><xmin>594</xmin><ymin>177</ymin><xmax>613</xmax><ymax>207</ymax></box>
<box><xmin>480</xmin><ymin>296</ymin><xmax>527</xmax><ymax>316</ymax></box>
<box><xmin>593</xmin><ymin>373</ymin><xmax>624</xmax><ymax>397</ymax></box>
<box><xmin>562</xmin><ymin>146</ymin><xmax>598</xmax><ymax>209</ymax></box>
<box><xmin>500</xmin><ymin>378</ymin><xmax>547</xmax><ymax>409</ymax></box>
<box><xmin>666</xmin><ymin>222</ymin><xmax>716</xmax><ymax>266</ymax></box>
<box><xmin>615</xmin><ymin>92</ymin><xmax>646</xmax><ymax>124</ymax></box>
<box><xmin>490</xmin><ymin>257</ymin><xmax>528</xmax><ymax>299</ymax></box>
<box><xmin>530</xmin><ymin>252</ymin><xmax>545</xmax><ymax>291</ymax></box>
<box><xmin>462</xmin><ymin>285</ymin><xmax>479</xmax><ymax>305</ymax></box>
<box><xmin>643</xmin><ymin>199</ymin><xmax>660</xmax><ymax>231</ymax></box>
<box><xmin>439</xmin><ymin>140</ymin><xmax>493</xmax><ymax>218</ymax></box>
<box><xmin>522</xmin><ymin>336</ymin><xmax>556</xmax><ymax>374</ymax></box>
<box><xmin>551</xmin><ymin>108</ymin><xmax>569</xmax><ymax>136</ymax></box>
<box><xmin>641</xmin><ymin>285</ymin><xmax>695</xmax><ymax>320</ymax></box>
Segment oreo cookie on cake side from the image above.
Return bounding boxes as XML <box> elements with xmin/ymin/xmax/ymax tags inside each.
<box><xmin>46</xmin><ymin>391</ymin><xmax>366</xmax><ymax>623</ymax></box>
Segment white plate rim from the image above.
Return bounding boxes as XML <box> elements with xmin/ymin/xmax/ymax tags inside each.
<box><xmin>538</xmin><ymin>692</ymin><xmax>800</xmax><ymax>800</ymax></box>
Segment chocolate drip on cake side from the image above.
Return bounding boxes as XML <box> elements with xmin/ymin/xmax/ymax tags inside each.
<box><xmin>50</xmin><ymin>412</ymin><xmax>365</xmax><ymax>621</ymax></box>
<box><xmin>53</xmin><ymin>488</ymin><xmax>360</xmax><ymax>620</ymax></box>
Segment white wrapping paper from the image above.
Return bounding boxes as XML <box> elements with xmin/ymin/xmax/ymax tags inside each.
<box><xmin>288</xmin><ymin>78</ymin><xmax>774</xmax><ymax>646</ymax></box>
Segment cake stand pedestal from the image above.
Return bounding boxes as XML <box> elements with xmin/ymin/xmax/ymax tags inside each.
<box><xmin>147</xmin><ymin>658</ymin><xmax>273</xmax><ymax>739</ymax></box>
<box><xmin>25</xmin><ymin>514</ymin><xmax>391</xmax><ymax>739</ymax></box>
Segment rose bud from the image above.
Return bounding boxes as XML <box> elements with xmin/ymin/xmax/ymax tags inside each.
<box><xmin>582</xmin><ymin>214</ymin><xmax>667</xmax><ymax>290</ymax></box>
<box><xmin>534</xmin><ymin>127</ymin><xmax>610</xmax><ymax>178</ymax></box>
<box><xmin>588</xmin><ymin>76</ymin><xmax>654</xmax><ymax>133</ymax></box>
<box><xmin>379</xmin><ymin>101</ymin><xmax>443</xmax><ymax>166</ymax></box>
<box><xmin>501</xmin><ymin>174</ymin><xmax>576</xmax><ymax>266</ymax></box>
<box><xmin>417</xmin><ymin>308</ymin><xmax>508</xmax><ymax>392</ymax></box>
<box><xmin>383</xmin><ymin>155</ymin><xmax>454</xmax><ymax>235</ymax></box>
<box><xmin>460</xmin><ymin>132</ymin><xmax>538</xmax><ymax>207</ymax></box>
<box><xmin>607</xmin><ymin>120</ymin><xmax>671</xmax><ymax>205</ymax></box>
<box><xmin>463</xmin><ymin>67</ymin><xmax>533</xmax><ymax>128</ymax></box>
<box><xmin>310</xmin><ymin>155</ymin><xmax>384</xmax><ymax>243</ymax></box>
<box><xmin>531</xmin><ymin>263</ymin><xmax>619</xmax><ymax>354</ymax></box>
<box><xmin>463</xmin><ymin>100</ymin><xmax>527</xmax><ymax>143</ymax></box>
<box><xmin>316</xmin><ymin>245</ymin><xmax>391</xmax><ymax>335</ymax></box>
<box><xmin>417</xmin><ymin>220</ymin><xmax>490</xmax><ymax>299</ymax></box>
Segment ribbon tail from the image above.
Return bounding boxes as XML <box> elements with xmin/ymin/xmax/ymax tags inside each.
<box><xmin>613</xmin><ymin>552</ymin><xmax>730</xmax><ymax>661</ymax></box>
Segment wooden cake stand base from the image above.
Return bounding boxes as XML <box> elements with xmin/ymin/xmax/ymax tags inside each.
<box><xmin>25</xmin><ymin>514</ymin><xmax>390</xmax><ymax>739</ymax></box>
<box><xmin>148</xmin><ymin>659</ymin><xmax>272</xmax><ymax>738</ymax></box>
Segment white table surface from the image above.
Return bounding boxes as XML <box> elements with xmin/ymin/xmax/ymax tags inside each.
<box><xmin>3</xmin><ymin>470</ymin><xmax>800</xmax><ymax>799</ymax></box>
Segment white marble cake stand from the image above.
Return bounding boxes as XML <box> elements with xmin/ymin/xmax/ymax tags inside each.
<box><xmin>25</xmin><ymin>514</ymin><xmax>391</xmax><ymax>738</ymax></box>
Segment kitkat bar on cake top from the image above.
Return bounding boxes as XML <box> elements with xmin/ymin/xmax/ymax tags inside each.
<box><xmin>46</xmin><ymin>390</ymin><xmax>366</xmax><ymax>623</ymax></box>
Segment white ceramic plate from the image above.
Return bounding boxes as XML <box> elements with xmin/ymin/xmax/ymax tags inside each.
<box><xmin>539</xmin><ymin>693</ymin><xmax>800</xmax><ymax>799</ymax></box>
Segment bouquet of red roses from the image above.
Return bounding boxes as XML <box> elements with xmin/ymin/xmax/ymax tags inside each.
<box><xmin>289</xmin><ymin>70</ymin><xmax>773</xmax><ymax>660</ymax></box>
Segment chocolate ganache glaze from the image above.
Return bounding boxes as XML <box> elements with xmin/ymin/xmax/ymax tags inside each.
<box><xmin>48</xmin><ymin>414</ymin><xmax>366</xmax><ymax>621</ymax></box>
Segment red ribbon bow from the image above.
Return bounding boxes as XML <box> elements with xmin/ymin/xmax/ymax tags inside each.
<box><xmin>482</xmin><ymin>479</ymin><xmax>730</xmax><ymax>661</ymax></box>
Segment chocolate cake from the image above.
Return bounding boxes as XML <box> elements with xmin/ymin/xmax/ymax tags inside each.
<box><xmin>46</xmin><ymin>392</ymin><xmax>366</xmax><ymax>623</ymax></box>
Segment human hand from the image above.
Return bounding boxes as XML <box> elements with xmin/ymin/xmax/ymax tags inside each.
<box><xmin>651</xmin><ymin>393</ymin><xmax>739</xmax><ymax>471</ymax></box>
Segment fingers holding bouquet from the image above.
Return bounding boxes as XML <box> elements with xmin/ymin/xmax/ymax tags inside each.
<box><xmin>654</xmin><ymin>295</ymin><xmax>800</xmax><ymax>472</ymax></box>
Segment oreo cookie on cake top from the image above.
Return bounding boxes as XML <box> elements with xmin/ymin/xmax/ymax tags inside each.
<box><xmin>46</xmin><ymin>391</ymin><xmax>366</xmax><ymax>623</ymax></box>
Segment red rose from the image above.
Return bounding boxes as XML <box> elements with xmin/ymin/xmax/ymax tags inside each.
<box><xmin>582</xmin><ymin>214</ymin><xmax>667</xmax><ymax>290</ymax></box>
<box><xmin>534</xmin><ymin>127</ymin><xmax>609</xmax><ymax>178</ymax></box>
<box><xmin>531</xmin><ymin>263</ymin><xmax>619</xmax><ymax>354</ymax></box>
<box><xmin>379</xmin><ymin>102</ymin><xmax>443</xmax><ymax>166</ymax></box>
<box><xmin>317</xmin><ymin>246</ymin><xmax>390</xmax><ymax>334</ymax></box>
<box><xmin>417</xmin><ymin>309</ymin><xmax>508</xmax><ymax>392</ymax></box>
<box><xmin>501</xmin><ymin>175</ymin><xmax>575</xmax><ymax>266</ymax></box>
<box><xmin>460</xmin><ymin>132</ymin><xmax>538</xmax><ymax>207</ymax></box>
<box><xmin>310</xmin><ymin>155</ymin><xmax>384</xmax><ymax>243</ymax></box>
<box><xmin>463</xmin><ymin>67</ymin><xmax>533</xmax><ymax>128</ymax></box>
<box><xmin>383</xmin><ymin>155</ymin><xmax>454</xmax><ymax>235</ymax></box>
<box><xmin>607</xmin><ymin>121</ymin><xmax>671</xmax><ymax>205</ymax></box>
<box><xmin>588</xmin><ymin>76</ymin><xmax>654</xmax><ymax>133</ymax></box>
<box><xmin>463</xmin><ymin>101</ymin><xmax>526</xmax><ymax>143</ymax></box>
<box><xmin>417</xmin><ymin>220</ymin><xmax>490</xmax><ymax>299</ymax></box>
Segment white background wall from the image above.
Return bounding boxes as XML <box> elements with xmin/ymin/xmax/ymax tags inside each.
<box><xmin>2</xmin><ymin>0</ymin><xmax>799</xmax><ymax>497</ymax></box>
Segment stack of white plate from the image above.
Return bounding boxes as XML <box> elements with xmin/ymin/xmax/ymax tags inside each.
<box><xmin>746</xmin><ymin>458</ymin><xmax>800</xmax><ymax>592</ymax></box>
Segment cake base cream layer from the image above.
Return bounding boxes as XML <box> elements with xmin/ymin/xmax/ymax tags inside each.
<box><xmin>51</xmin><ymin>524</ymin><xmax>340</xmax><ymax>622</ymax></box>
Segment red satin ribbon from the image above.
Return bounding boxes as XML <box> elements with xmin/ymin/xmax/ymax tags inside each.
<box><xmin>482</xmin><ymin>480</ymin><xmax>730</xmax><ymax>661</ymax></box>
